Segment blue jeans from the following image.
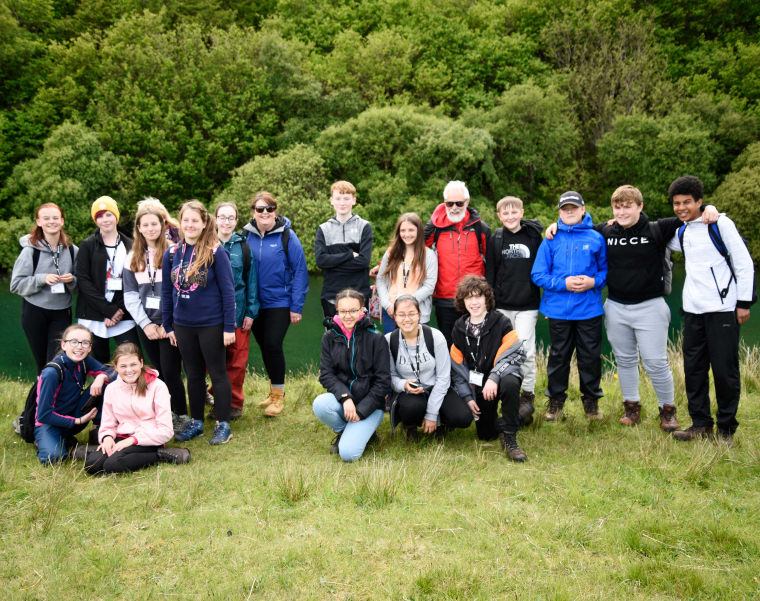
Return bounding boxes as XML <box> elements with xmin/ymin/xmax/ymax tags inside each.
<box><xmin>312</xmin><ymin>393</ymin><xmax>383</xmax><ymax>462</ymax></box>
<box><xmin>34</xmin><ymin>422</ymin><xmax>85</xmax><ymax>464</ymax></box>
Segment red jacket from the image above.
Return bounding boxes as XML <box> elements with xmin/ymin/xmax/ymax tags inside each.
<box><xmin>424</xmin><ymin>205</ymin><xmax>490</xmax><ymax>302</ymax></box>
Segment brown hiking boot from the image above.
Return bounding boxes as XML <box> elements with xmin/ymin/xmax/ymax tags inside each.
<box><xmin>499</xmin><ymin>432</ymin><xmax>527</xmax><ymax>462</ymax></box>
<box><xmin>582</xmin><ymin>396</ymin><xmax>603</xmax><ymax>420</ymax></box>
<box><xmin>619</xmin><ymin>401</ymin><xmax>641</xmax><ymax>426</ymax></box>
<box><xmin>717</xmin><ymin>429</ymin><xmax>734</xmax><ymax>446</ymax></box>
<box><xmin>672</xmin><ymin>425</ymin><xmax>714</xmax><ymax>441</ymax></box>
<box><xmin>258</xmin><ymin>383</ymin><xmax>274</xmax><ymax>408</ymax></box>
<box><xmin>519</xmin><ymin>390</ymin><xmax>535</xmax><ymax>426</ymax></box>
<box><xmin>263</xmin><ymin>387</ymin><xmax>285</xmax><ymax>417</ymax></box>
<box><xmin>658</xmin><ymin>404</ymin><xmax>679</xmax><ymax>432</ymax></box>
<box><xmin>545</xmin><ymin>398</ymin><xmax>565</xmax><ymax>422</ymax></box>
<box><xmin>157</xmin><ymin>447</ymin><xmax>191</xmax><ymax>464</ymax></box>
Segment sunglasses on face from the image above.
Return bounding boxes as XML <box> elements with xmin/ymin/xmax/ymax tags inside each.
<box><xmin>254</xmin><ymin>206</ymin><xmax>276</xmax><ymax>214</ymax></box>
<box><xmin>445</xmin><ymin>201</ymin><xmax>465</xmax><ymax>208</ymax></box>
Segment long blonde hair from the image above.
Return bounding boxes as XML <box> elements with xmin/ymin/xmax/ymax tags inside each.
<box><xmin>384</xmin><ymin>213</ymin><xmax>427</xmax><ymax>288</ymax></box>
<box><xmin>131</xmin><ymin>202</ymin><xmax>169</xmax><ymax>272</ymax></box>
<box><xmin>179</xmin><ymin>200</ymin><xmax>218</xmax><ymax>278</ymax></box>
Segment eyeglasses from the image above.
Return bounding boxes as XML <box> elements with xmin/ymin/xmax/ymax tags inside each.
<box><xmin>396</xmin><ymin>312</ymin><xmax>419</xmax><ymax>320</ymax></box>
<box><xmin>445</xmin><ymin>201</ymin><xmax>465</xmax><ymax>208</ymax></box>
<box><xmin>216</xmin><ymin>215</ymin><xmax>237</xmax><ymax>222</ymax></box>
<box><xmin>64</xmin><ymin>339</ymin><xmax>92</xmax><ymax>349</ymax></box>
<box><xmin>254</xmin><ymin>206</ymin><xmax>276</xmax><ymax>214</ymax></box>
<box><xmin>337</xmin><ymin>309</ymin><xmax>363</xmax><ymax>317</ymax></box>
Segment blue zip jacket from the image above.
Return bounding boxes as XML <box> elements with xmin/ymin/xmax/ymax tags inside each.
<box><xmin>221</xmin><ymin>232</ymin><xmax>260</xmax><ymax>328</ymax></box>
<box><xmin>161</xmin><ymin>242</ymin><xmax>236</xmax><ymax>333</ymax></box>
<box><xmin>531</xmin><ymin>213</ymin><xmax>607</xmax><ymax>320</ymax></box>
<box><xmin>35</xmin><ymin>354</ymin><xmax>110</xmax><ymax>430</ymax></box>
<box><xmin>243</xmin><ymin>216</ymin><xmax>309</xmax><ymax>313</ymax></box>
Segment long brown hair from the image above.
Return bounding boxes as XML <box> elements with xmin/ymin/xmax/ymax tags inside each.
<box><xmin>29</xmin><ymin>203</ymin><xmax>72</xmax><ymax>247</ymax></box>
<box><xmin>111</xmin><ymin>343</ymin><xmax>148</xmax><ymax>397</ymax></box>
<box><xmin>179</xmin><ymin>200</ymin><xmax>218</xmax><ymax>278</ymax></box>
<box><xmin>131</xmin><ymin>202</ymin><xmax>169</xmax><ymax>272</ymax></box>
<box><xmin>384</xmin><ymin>213</ymin><xmax>426</xmax><ymax>288</ymax></box>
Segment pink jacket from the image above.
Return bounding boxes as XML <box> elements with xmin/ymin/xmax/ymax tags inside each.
<box><xmin>99</xmin><ymin>369</ymin><xmax>173</xmax><ymax>446</ymax></box>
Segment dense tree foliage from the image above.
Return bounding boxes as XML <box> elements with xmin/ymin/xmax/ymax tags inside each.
<box><xmin>1</xmin><ymin>0</ymin><xmax>759</xmax><ymax>270</ymax></box>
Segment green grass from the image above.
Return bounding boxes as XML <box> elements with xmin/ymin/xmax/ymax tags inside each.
<box><xmin>2</xmin><ymin>346</ymin><xmax>760</xmax><ymax>600</ymax></box>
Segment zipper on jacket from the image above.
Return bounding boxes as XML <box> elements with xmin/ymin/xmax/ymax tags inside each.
<box><xmin>710</xmin><ymin>266</ymin><xmax>728</xmax><ymax>302</ymax></box>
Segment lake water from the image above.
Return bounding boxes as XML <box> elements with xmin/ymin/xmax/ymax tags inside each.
<box><xmin>2</xmin><ymin>269</ymin><xmax>758</xmax><ymax>380</ymax></box>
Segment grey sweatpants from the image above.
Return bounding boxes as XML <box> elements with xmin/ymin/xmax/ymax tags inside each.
<box><xmin>603</xmin><ymin>297</ymin><xmax>674</xmax><ymax>407</ymax></box>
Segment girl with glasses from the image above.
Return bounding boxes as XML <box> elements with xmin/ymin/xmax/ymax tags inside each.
<box><xmin>376</xmin><ymin>213</ymin><xmax>437</xmax><ymax>333</ymax></box>
<box><xmin>11</xmin><ymin>203</ymin><xmax>78</xmax><ymax>373</ymax></box>
<box><xmin>123</xmin><ymin>199</ymin><xmax>189</xmax><ymax>434</ymax></box>
<box><xmin>33</xmin><ymin>324</ymin><xmax>112</xmax><ymax>464</ymax></box>
<box><xmin>242</xmin><ymin>191</ymin><xmax>309</xmax><ymax>417</ymax></box>
<box><xmin>313</xmin><ymin>289</ymin><xmax>390</xmax><ymax>461</ymax></box>
<box><xmin>387</xmin><ymin>295</ymin><xmax>472</xmax><ymax>441</ymax></box>
<box><xmin>207</xmin><ymin>202</ymin><xmax>259</xmax><ymax>420</ymax></box>
<box><xmin>162</xmin><ymin>200</ymin><xmax>236</xmax><ymax>446</ymax></box>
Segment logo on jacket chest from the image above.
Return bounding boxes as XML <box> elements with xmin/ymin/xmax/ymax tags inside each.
<box><xmin>501</xmin><ymin>243</ymin><xmax>531</xmax><ymax>259</ymax></box>
<box><xmin>606</xmin><ymin>236</ymin><xmax>650</xmax><ymax>247</ymax></box>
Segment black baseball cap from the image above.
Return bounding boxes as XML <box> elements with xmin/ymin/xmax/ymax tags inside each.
<box><xmin>558</xmin><ymin>191</ymin><xmax>585</xmax><ymax>208</ymax></box>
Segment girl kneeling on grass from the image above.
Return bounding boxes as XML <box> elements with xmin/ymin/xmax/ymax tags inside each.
<box><xmin>387</xmin><ymin>295</ymin><xmax>472</xmax><ymax>442</ymax></box>
<box><xmin>162</xmin><ymin>200</ymin><xmax>236</xmax><ymax>445</ymax></box>
<box><xmin>76</xmin><ymin>343</ymin><xmax>189</xmax><ymax>474</ymax></box>
<box><xmin>313</xmin><ymin>289</ymin><xmax>390</xmax><ymax>462</ymax></box>
<box><xmin>34</xmin><ymin>324</ymin><xmax>110</xmax><ymax>464</ymax></box>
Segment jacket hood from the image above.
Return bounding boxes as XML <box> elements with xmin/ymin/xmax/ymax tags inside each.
<box><xmin>18</xmin><ymin>234</ymin><xmax>40</xmax><ymax>250</ymax></box>
<box><xmin>222</xmin><ymin>231</ymin><xmax>246</xmax><ymax>246</ymax></box>
<box><xmin>324</xmin><ymin>313</ymin><xmax>376</xmax><ymax>336</ymax></box>
<box><xmin>243</xmin><ymin>215</ymin><xmax>291</xmax><ymax>238</ymax></box>
<box><xmin>558</xmin><ymin>212</ymin><xmax>594</xmax><ymax>232</ymax></box>
<box><xmin>520</xmin><ymin>219</ymin><xmax>544</xmax><ymax>236</ymax></box>
<box><xmin>430</xmin><ymin>204</ymin><xmax>483</xmax><ymax>229</ymax></box>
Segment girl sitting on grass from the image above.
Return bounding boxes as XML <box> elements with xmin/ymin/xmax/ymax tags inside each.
<box><xmin>34</xmin><ymin>324</ymin><xmax>110</xmax><ymax>464</ymax></box>
<box><xmin>76</xmin><ymin>343</ymin><xmax>189</xmax><ymax>474</ymax></box>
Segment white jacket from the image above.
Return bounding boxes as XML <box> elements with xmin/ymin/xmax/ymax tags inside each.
<box><xmin>667</xmin><ymin>215</ymin><xmax>754</xmax><ymax>314</ymax></box>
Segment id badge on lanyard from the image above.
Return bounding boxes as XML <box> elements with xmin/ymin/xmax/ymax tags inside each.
<box><xmin>469</xmin><ymin>370</ymin><xmax>484</xmax><ymax>387</ymax></box>
<box><xmin>50</xmin><ymin>282</ymin><xmax>65</xmax><ymax>294</ymax></box>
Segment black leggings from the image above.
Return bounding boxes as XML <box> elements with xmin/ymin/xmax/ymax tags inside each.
<box><xmin>174</xmin><ymin>324</ymin><xmax>231</xmax><ymax>422</ymax></box>
<box><xmin>84</xmin><ymin>441</ymin><xmax>160</xmax><ymax>474</ymax></box>
<box><xmin>138</xmin><ymin>328</ymin><xmax>188</xmax><ymax>416</ymax></box>
<box><xmin>90</xmin><ymin>327</ymin><xmax>141</xmax><ymax>365</ymax></box>
<box><xmin>396</xmin><ymin>388</ymin><xmax>473</xmax><ymax>430</ymax></box>
<box><xmin>251</xmin><ymin>307</ymin><xmax>290</xmax><ymax>385</ymax></box>
<box><xmin>21</xmin><ymin>300</ymin><xmax>71</xmax><ymax>373</ymax></box>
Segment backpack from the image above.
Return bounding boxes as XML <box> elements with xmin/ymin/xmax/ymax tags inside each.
<box><xmin>389</xmin><ymin>324</ymin><xmax>436</xmax><ymax>364</ymax></box>
<box><xmin>677</xmin><ymin>221</ymin><xmax>755</xmax><ymax>301</ymax></box>
<box><xmin>20</xmin><ymin>360</ymin><xmax>64</xmax><ymax>443</ymax></box>
<box><xmin>32</xmin><ymin>245</ymin><xmax>76</xmax><ymax>273</ymax></box>
<box><xmin>240</xmin><ymin>240</ymin><xmax>251</xmax><ymax>283</ymax></box>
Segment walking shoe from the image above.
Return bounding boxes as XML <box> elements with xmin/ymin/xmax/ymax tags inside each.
<box><xmin>229</xmin><ymin>408</ymin><xmax>243</xmax><ymax>420</ymax></box>
<box><xmin>434</xmin><ymin>424</ymin><xmax>449</xmax><ymax>441</ymax></box>
<box><xmin>157</xmin><ymin>446</ymin><xmax>191</xmax><ymax>464</ymax></box>
<box><xmin>658</xmin><ymin>404</ymin><xmax>679</xmax><ymax>432</ymax></box>
<box><xmin>263</xmin><ymin>387</ymin><xmax>285</xmax><ymax>417</ymax></box>
<box><xmin>499</xmin><ymin>431</ymin><xmax>527</xmax><ymax>462</ymax></box>
<box><xmin>672</xmin><ymin>425</ymin><xmax>714</xmax><ymax>441</ymax></box>
<box><xmin>406</xmin><ymin>426</ymin><xmax>419</xmax><ymax>442</ymax></box>
<box><xmin>174</xmin><ymin>418</ymin><xmax>204</xmax><ymax>442</ymax></box>
<box><xmin>519</xmin><ymin>390</ymin><xmax>535</xmax><ymax>426</ymax></box>
<box><xmin>619</xmin><ymin>401</ymin><xmax>641</xmax><ymax>426</ymax></box>
<box><xmin>172</xmin><ymin>413</ymin><xmax>191</xmax><ymax>435</ymax></box>
<box><xmin>205</xmin><ymin>391</ymin><xmax>214</xmax><ymax>406</ymax></box>
<box><xmin>545</xmin><ymin>398</ymin><xmax>565</xmax><ymax>422</ymax></box>
<box><xmin>717</xmin><ymin>429</ymin><xmax>734</xmax><ymax>446</ymax></box>
<box><xmin>209</xmin><ymin>421</ymin><xmax>232</xmax><ymax>445</ymax></box>
<box><xmin>258</xmin><ymin>383</ymin><xmax>275</xmax><ymax>408</ymax></box>
<box><xmin>582</xmin><ymin>396</ymin><xmax>603</xmax><ymax>420</ymax></box>
<box><xmin>329</xmin><ymin>432</ymin><xmax>342</xmax><ymax>455</ymax></box>
<box><xmin>12</xmin><ymin>415</ymin><xmax>22</xmax><ymax>436</ymax></box>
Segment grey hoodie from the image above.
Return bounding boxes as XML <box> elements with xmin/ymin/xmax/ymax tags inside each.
<box><xmin>10</xmin><ymin>234</ymin><xmax>78</xmax><ymax>310</ymax></box>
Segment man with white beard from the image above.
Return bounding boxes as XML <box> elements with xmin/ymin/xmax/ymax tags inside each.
<box><xmin>424</xmin><ymin>181</ymin><xmax>491</xmax><ymax>347</ymax></box>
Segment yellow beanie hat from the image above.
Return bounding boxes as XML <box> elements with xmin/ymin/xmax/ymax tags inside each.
<box><xmin>91</xmin><ymin>196</ymin><xmax>120</xmax><ymax>223</ymax></box>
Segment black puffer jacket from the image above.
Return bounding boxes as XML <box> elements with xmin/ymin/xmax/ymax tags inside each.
<box><xmin>319</xmin><ymin>314</ymin><xmax>391</xmax><ymax>419</ymax></box>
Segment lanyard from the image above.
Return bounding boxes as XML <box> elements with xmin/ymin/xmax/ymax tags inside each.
<box><xmin>401</xmin><ymin>261</ymin><xmax>410</xmax><ymax>288</ymax></box>
<box><xmin>41</xmin><ymin>240</ymin><xmax>62</xmax><ymax>275</ymax></box>
<box><xmin>177</xmin><ymin>242</ymin><xmax>195</xmax><ymax>287</ymax></box>
<box><xmin>105</xmin><ymin>235</ymin><xmax>121</xmax><ymax>279</ymax></box>
<box><xmin>465</xmin><ymin>316</ymin><xmax>485</xmax><ymax>368</ymax></box>
<box><xmin>401</xmin><ymin>327</ymin><xmax>422</xmax><ymax>380</ymax></box>
<box><xmin>146</xmin><ymin>250</ymin><xmax>158</xmax><ymax>294</ymax></box>
<box><xmin>63</xmin><ymin>359</ymin><xmax>87</xmax><ymax>394</ymax></box>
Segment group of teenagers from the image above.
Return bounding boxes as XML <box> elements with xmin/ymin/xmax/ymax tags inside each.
<box><xmin>10</xmin><ymin>175</ymin><xmax>755</xmax><ymax>471</ymax></box>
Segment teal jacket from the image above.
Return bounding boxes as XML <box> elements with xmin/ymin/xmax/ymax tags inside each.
<box><xmin>222</xmin><ymin>232</ymin><xmax>259</xmax><ymax>328</ymax></box>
